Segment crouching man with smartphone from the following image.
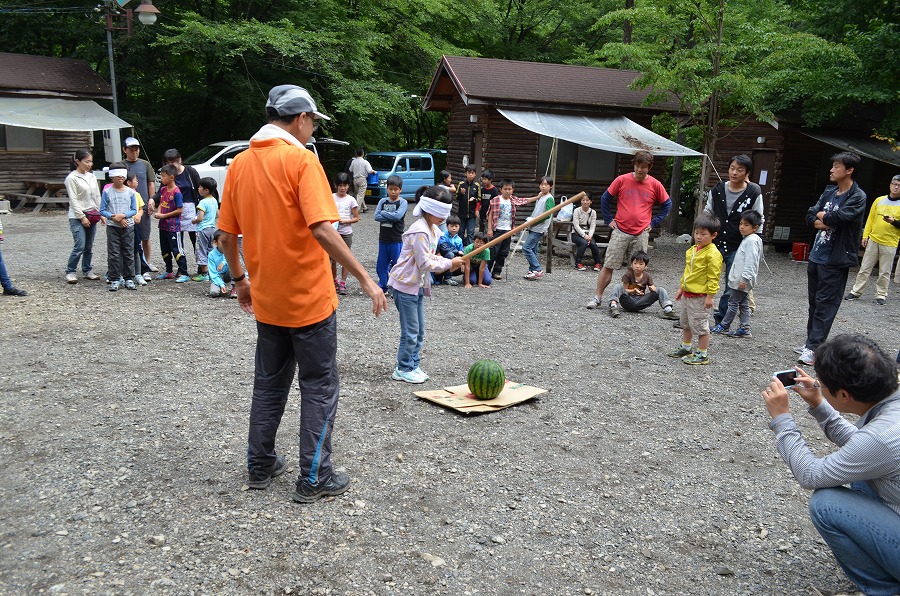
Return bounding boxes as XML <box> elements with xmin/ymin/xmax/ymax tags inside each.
<box><xmin>762</xmin><ymin>334</ymin><xmax>900</xmax><ymax>595</ymax></box>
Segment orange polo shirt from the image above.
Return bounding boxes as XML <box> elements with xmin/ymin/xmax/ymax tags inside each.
<box><xmin>218</xmin><ymin>137</ymin><xmax>338</xmax><ymax>328</ymax></box>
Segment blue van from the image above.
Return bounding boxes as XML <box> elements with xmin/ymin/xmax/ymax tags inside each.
<box><xmin>364</xmin><ymin>152</ymin><xmax>436</xmax><ymax>203</ymax></box>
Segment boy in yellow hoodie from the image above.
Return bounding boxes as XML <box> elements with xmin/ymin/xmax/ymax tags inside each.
<box><xmin>668</xmin><ymin>214</ymin><xmax>723</xmax><ymax>365</ymax></box>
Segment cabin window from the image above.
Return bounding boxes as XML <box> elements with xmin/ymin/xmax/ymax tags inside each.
<box><xmin>538</xmin><ymin>136</ymin><xmax>615</xmax><ymax>181</ymax></box>
<box><xmin>0</xmin><ymin>126</ymin><xmax>44</xmax><ymax>152</ymax></box>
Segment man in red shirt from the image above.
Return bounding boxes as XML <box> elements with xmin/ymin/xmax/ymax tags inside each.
<box><xmin>218</xmin><ymin>85</ymin><xmax>386</xmax><ymax>504</ymax></box>
<box><xmin>585</xmin><ymin>151</ymin><xmax>672</xmax><ymax>313</ymax></box>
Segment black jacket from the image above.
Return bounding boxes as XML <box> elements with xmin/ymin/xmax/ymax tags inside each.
<box><xmin>805</xmin><ymin>182</ymin><xmax>867</xmax><ymax>269</ymax></box>
<box><xmin>706</xmin><ymin>181</ymin><xmax>764</xmax><ymax>255</ymax></box>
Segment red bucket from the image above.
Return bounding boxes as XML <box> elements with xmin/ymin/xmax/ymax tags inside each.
<box><xmin>792</xmin><ymin>242</ymin><xmax>809</xmax><ymax>262</ymax></box>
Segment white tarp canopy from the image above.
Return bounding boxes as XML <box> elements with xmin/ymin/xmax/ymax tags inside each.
<box><xmin>497</xmin><ymin>109</ymin><xmax>702</xmax><ymax>157</ymax></box>
<box><xmin>0</xmin><ymin>97</ymin><xmax>130</xmax><ymax>131</ymax></box>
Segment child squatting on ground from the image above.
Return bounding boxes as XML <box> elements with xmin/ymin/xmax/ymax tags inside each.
<box><xmin>607</xmin><ymin>250</ymin><xmax>678</xmax><ymax>319</ymax></box>
<box><xmin>463</xmin><ymin>232</ymin><xmax>492</xmax><ymax>288</ymax></box>
<box><xmin>668</xmin><ymin>214</ymin><xmax>723</xmax><ymax>365</ymax></box>
<box><xmin>434</xmin><ymin>215</ymin><xmax>464</xmax><ymax>285</ymax></box>
<box><xmin>387</xmin><ymin>186</ymin><xmax>464</xmax><ymax>384</ymax></box>
<box><xmin>207</xmin><ymin>229</ymin><xmax>237</xmax><ymax>298</ymax></box>
<box><xmin>712</xmin><ymin>210</ymin><xmax>763</xmax><ymax>337</ymax></box>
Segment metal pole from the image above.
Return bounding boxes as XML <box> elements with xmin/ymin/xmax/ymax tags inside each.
<box><xmin>106</xmin><ymin>22</ymin><xmax>118</xmax><ymax>116</ymax></box>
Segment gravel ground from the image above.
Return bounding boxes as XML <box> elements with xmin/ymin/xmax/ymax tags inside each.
<box><xmin>1</xmin><ymin>208</ymin><xmax>895</xmax><ymax>595</ymax></box>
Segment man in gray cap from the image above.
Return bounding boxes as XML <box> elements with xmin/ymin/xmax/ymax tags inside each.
<box><xmin>218</xmin><ymin>85</ymin><xmax>387</xmax><ymax>504</ymax></box>
<box><xmin>123</xmin><ymin>137</ymin><xmax>158</xmax><ymax>275</ymax></box>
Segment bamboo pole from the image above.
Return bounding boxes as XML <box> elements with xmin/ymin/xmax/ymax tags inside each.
<box><xmin>462</xmin><ymin>191</ymin><xmax>586</xmax><ymax>261</ymax></box>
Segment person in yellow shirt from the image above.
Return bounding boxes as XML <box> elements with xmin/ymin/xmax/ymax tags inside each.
<box><xmin>845</xmin><ymin>175</ymin><xmax>900</xmax><ymax>305</ymax></box>
<box><xmin>668</xmin><ymin>214</ymin><xmax>723</xmax><ymax>365</ymax></box>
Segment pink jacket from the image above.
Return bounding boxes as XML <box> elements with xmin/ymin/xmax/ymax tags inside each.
<box><xmin>387</xmin><ymin>217</ymin><xmax>453</xmax><ymax>295</ymax></box>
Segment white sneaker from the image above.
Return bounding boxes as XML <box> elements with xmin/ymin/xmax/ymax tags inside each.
<box><xmin>585</xmin><ymin>296</ymin><xmax>602</xmax><ymax>309</ymax></box>
<box><xmin>124</xmin><ymin>279</ymin><xmax>137</xmax><ymax>290</ymax></box>
<box><xmin>798</xmin><ymin>347</ymin><xmax>815</xmax><ymax>366</ymax></box>
<box><xmin>793</xmin><ymin>344</ymin><xmax>807</xmax><ymax>354</ymax></box>
<box><xmin>412</xmin><ymin>367</ymin><xmax>430</xmax><ymax>381</ymax></box>
<box><xmin>147</xmin><ymin>263</ymin><xmax>159</xmax><ymax>272</ymax></box>
<box><xmin>65</xmin><ymin>272</ymin><xmax>78</xmax><ymax>284</ymax></box>
<box><xmin>142</xmin><ymin>272</ymin><xmax>152</xmax><ymax>282</ymax></box>
<box><xmin>135</xmin><ymin>275</ymin><xmax>148</xmax><ymax>286</ymax></box>
<box><xmin>391</xmin><ymin>368</ymin><xmax>426</xmax><ymax>384</ymax></box>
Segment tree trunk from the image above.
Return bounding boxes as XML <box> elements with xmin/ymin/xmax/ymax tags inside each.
<box><xmin>624</xmin><ymin>0</ymin><xmax>634</xmax><ymax>44</ymax></box>
<box><xmin>666</xmin><ymin>127</ymin><xmax>686</xmax><ymax>234</ymax></box>
<box><xmin>696</xmin><ymin>0</ymin><xmax>726</xmax><ymax>218</ymax></box>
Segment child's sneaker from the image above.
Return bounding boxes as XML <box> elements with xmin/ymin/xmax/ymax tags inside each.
<box><xmin>192</xmin><ymin>273</ymin><xmax>209</xmax><ymax>282</ymax></box>
<box><xmin>175</xmin><ymin>275</ymin><xmax>191</xmax><ymax>283</ymax></box>
<box><xmin>798</xmin><ymin>347</ymin><xmax>815</xmax><ymax>366</ymax></box>
<box><xmin>682</xmin><ymin>352</ymin><xmax>710</xmax><ymax>365</ymax></box>
<box><xmin>337</xmin><ymin>281</ymin><xmax>347</xmax><ymax>296</ymax></box>
<box><xmin>157</xmin><ymin>272</ymin><xmax>175</xmax><ymax>280</ymax></box>
<box><xmin>412</xmin><ymin>367</ymin><xmax>430</xmax><ymax>381</ymax></box>
<box><xmin>608</xmin><ymin>302</ymin><xmax>622</xmax><ymax>318</ymax></box>
<box><xmin>142</xmin><ymin>272</ymin><xmax>153</xmax><ymax>282</ymax></box>
<box><xmin>593</xmin><ymin>264</ymin><xmax>601</xmax><ymax>271</ymax></box>
<box><xmin>667</xmin><ymin>346</ymin><xmax>692</xmax><ymax>358</ymax></box>
<box><xmin>710</xmin><ymin>323</ymin><xmax>728</xmax><ymax>334</ymax></box>
<box><xmin>524</xmin><ymin>271</ymin><xmax>537</xmax><ymax>280</ymax></box>
<box><xmin>575</xmin><ymin>263</ymin><xmax>586</xmax><ymax>271</ymax></box>
<box><xmin>109</xmin><ymin>281</ymin><xmax>120</xmax><ymax>292</ymax></box>
<box><xmin>532</xmin><ymin>271</ymin><xmax>544</xmax><ymax>279</ymax></box>
<box><xmin>660</xmin><ymin>307</ymin><xmax>679</xmax><ymax>320</ymax></box>
<box><xmin>446</xmin><ymin>278</ymin><xmax>459</xmax><ymax>286</ymax></box>
<box><xmin>726</xmin><ymin>328</ymin><xmax>751</xmax><ymax>338</ymax></box>
<box><xmin>135</xmin><ymin>275</ymin><xmax>148</xmax><ymax>286</ymax></box>
<box><xmin>391</xmin><ymin>368</ymin><xmax>426</xmax><ymax>384</ymax></box>
<box><xmin>230</xmin><ymin>287</ymin><xmax>238</xmax><ymax>299</ymax></box>
<box><xmin>585</xmin><ymin>296</ymin><xmax>602</xmax><ymax>309</ymax></box>
<box><xmin>124</xmin><ymin>279</ymin><xmax>137</xmax><ymax>290</ymax></box>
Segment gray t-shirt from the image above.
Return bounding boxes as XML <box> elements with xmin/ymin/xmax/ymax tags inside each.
<box><xmin>724</xmin><ymin>186</ymin><xmax>742</xmax><ymax>212</ymax></box>
<box><xmin>125</xmin><ymin>158</ymin><xmax>155</xmax><ymax>209</ymax></box>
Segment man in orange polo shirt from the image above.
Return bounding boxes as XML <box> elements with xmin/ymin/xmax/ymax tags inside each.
<box><xmin>218</xmin><ymin>85</ymin><xmax>387</xmax><ymax>504</ymax></box>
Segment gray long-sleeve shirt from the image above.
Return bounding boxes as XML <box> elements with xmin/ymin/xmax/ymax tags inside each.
<box><xmin>769</xmin><ymin>391</ymin><xmax>900</xmax><ymax>515</ymax></box>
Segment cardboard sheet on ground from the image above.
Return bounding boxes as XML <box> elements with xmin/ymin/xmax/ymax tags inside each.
<box><xmin>414</xmin><ymin>381</ymin><xmax>547</xmax><ymax>414</ymax></box>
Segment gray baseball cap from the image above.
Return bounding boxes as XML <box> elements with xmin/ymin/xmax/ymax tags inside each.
<box><xmin>266</xmin><ymin>85</ymin><xmax>330</xmax><ymax>120</ymax></box>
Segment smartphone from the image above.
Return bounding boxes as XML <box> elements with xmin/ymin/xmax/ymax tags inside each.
<box><xmin>774</xmin><ymin>369</ymin><xmax>798</xmax><ymax>387</ymax></box>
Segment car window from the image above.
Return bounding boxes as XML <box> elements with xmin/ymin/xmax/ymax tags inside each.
<box><xmin>185</xmin><ymin>145</ymin><xmax>226</xmax><ymax>165</ymax></box>
<box><xmin>407</xmin><ymin>156</ymin><xmax>431</xmax><ymax>172</ymax></box>
<box><xmin>368</xmin><ymin>155</ymin><xmax>397</xmax><ymax>171</ymax></box>
<box><xmin>211</xmin><ymin>146</ymin><xmax>247</xmax><ymax>167</ymax></box>
<box><xmin>395</xmin><ymin>158</ymin><xmax>407</xmax><ymax>172</ymax></box>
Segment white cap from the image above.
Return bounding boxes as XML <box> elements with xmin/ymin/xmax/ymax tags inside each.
<box><xmin>266</xmin><ymin>85</ymin><xmax>330</xmax><ymax>120</ymax></box>
<box><xmin>124</xmin><ymin>137</ymin><xmax>140</xmax><ymax>147</ymax></box>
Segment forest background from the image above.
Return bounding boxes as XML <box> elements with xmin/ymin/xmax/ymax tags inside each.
<box><xmin>0</xmin><ymin>0</ymin><xmax>897</xmax><ymax>175</ymax></box>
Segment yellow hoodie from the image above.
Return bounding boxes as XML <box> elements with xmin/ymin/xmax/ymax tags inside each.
<box><xmin>680</xmin><ymin>242</ymin><xmax>723</xmax><ymax>295</ymax></box>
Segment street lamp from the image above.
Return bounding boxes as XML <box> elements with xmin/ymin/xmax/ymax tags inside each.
<box><xmin>105</xmin><ymin>0</ymin><xmax>160</xmax><ymax>116</ymax></box>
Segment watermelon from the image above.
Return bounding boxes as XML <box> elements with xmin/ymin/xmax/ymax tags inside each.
<box><xmin>467</xmin><ymin>359</ymin><xmax>505</xmax><ymax>400</ymax></box>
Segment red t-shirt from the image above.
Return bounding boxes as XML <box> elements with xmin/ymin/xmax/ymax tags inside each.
<box><xmin>607</xmin><ymin>173</ymin><xmax>669</xmax><ymax>235</ymax></box>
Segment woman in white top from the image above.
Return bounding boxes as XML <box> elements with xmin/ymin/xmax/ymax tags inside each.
<box><xmin>63</xmin><ymin>149</ymin><xmax>103</xmax><ymax>284</ymax></box>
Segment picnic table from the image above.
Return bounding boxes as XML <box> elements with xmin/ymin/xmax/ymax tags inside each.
<box><xmin>9</xmin><ymin>179</ymin><xmax>70</xmax><ymax>213</ymax></box>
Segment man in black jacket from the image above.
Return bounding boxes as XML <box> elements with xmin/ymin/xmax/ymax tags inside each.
<box><xmin>797</xmin><ymin>152</ymin><xmax>866</xmax><ymax>366</ymax></box>
<box><xmin>703</xmin><ymin>154</ymin><xmax>765</xmax><ymax>324</ymax></box>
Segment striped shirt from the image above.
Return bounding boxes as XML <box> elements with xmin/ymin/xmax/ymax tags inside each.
<box><xmin>769</xmin><ymin>391</ymin><xmax>900</xmax><ymax>515</ymax></box>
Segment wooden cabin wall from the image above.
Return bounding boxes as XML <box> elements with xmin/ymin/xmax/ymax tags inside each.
<box><xmin>0</xmin><ymin>130</ymin><xmax>92</xmax><ymax>196</ymax></box>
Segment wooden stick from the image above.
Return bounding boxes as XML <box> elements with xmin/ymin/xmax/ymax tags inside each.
<box><xmin>462</xmin><ymin>191</ymin><xmax>586</xmax><ymax>261</ymax></box>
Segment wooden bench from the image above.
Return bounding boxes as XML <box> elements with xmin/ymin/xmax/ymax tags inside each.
<box><xmin>8</xmin><ymin>191</ymin><xmax>70</xmax><ymax>213</ymax></box>
<box><xmin>548</xmin><ymin>220</ymin><xmax>609</xmax><ymax>271</ymax></box>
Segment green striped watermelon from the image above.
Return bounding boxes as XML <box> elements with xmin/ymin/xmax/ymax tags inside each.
<box><xmin>467</xmin><ymin>359</ymin><xmax>505</xmax><ymax>400</ymax></box>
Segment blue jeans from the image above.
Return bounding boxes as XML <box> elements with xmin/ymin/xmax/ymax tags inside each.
<box><xmin>714</xmin><ymin>249</ymin><xmax>736</xmax><ymax>320</ymax></box>
<box><xmin>459</xmin><ymin>214</ymin><xmax>476</xmax><ymax>246</ymax></box>
<box><xmin>809</xmin><ymin>483</ymin><xmax>900</xmax><ymax>595</ymax></box>
<box><xmin>523</xmin><ymin>230</ymin><xmax>544</xmax><ymax>272</ymax></box>
<box><xmin>392</xmin><ymin>287</ymin><xmax>424</xmax><ymax>373</ymax></box>
<box><xmin>0</xmin><ymin>245</ymin><xmax>12</xmax><ymax>290</ymax></box>
<box><xmin>66</xmin><ymin>218</ymin><xmax>97</xmax><ymax>274</ymax></box>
